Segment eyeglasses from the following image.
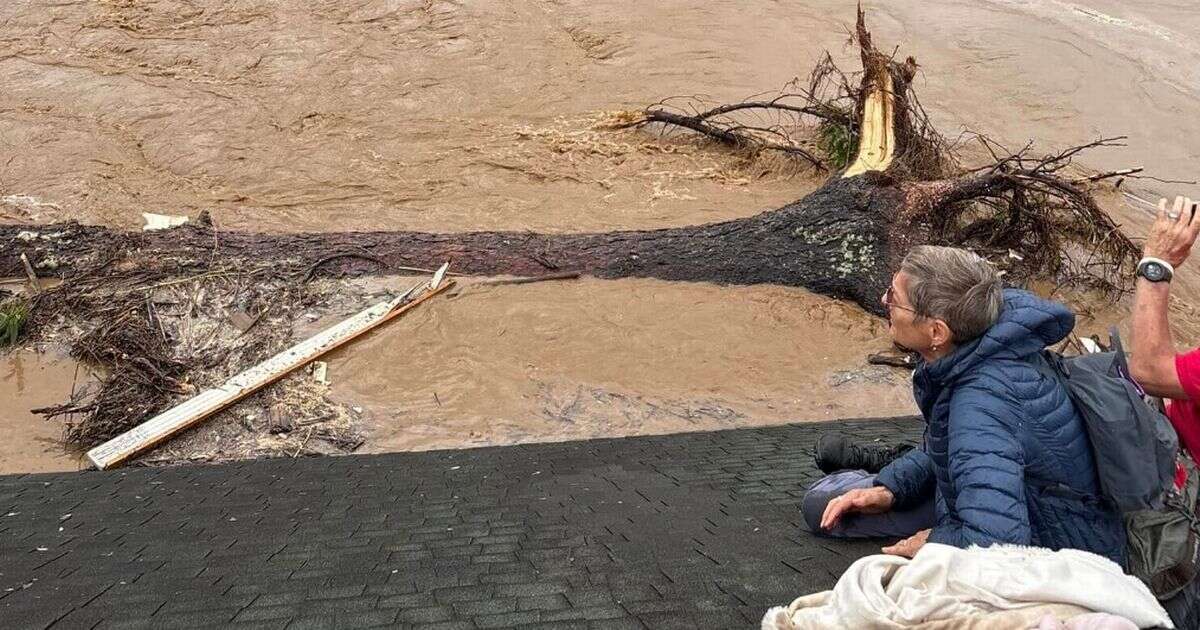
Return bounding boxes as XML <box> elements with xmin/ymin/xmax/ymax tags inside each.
<box><xmin>883</xmin><ymin>286</ymin><xmax>919</xmax><ymax>316</ymax></box>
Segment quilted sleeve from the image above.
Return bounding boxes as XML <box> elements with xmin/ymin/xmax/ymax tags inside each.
<box><xmin>874</xmin><ymin>447</ymin><xmax>936</xmax><ymax>509</ymax></box>
<box><xmin>927</xmin><ymin>384</ymin><xmax>1030</xmax><ymax>548</ymax></box>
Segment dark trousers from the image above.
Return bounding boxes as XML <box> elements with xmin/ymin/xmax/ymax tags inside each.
<box><xmin>800</xmin><ymin>469</ymin><xmax>936</xmax><ymax>538</ymax></box>
<box><xmin>1163</xmin><ymin>579</ymin><xmax>1200</xmax><ymax>629</ymax></box>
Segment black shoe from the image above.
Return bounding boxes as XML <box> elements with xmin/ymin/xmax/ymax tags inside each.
<box><xmin>814</xmin><ymin>433</ymin><xmax>914</xmax><ymax>474</ymax></box>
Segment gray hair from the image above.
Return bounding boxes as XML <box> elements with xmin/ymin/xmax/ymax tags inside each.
<box><xmin>900</xmin><ymin>245</ymin><xmax>1003</xmax><ymax>342</ymax></box>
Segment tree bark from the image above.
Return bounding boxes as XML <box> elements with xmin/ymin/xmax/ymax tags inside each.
<box><xmin>2</xmin><ymin>174</ymin><xmax>922</xmax><ymax>317</ymax></box>
<box><xmin>0</xmin><ymin>9</ymin><xmax>947</xmax><ymax>319</ymax></box>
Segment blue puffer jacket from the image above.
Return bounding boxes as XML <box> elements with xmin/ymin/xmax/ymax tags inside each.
<box><xmin>875</xmin><ymin>289</ymin><xmax>1126</xmax><ymax>564</ymax></box>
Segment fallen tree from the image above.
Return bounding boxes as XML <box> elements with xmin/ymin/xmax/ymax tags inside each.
<box><xmin>1</xmin><ymin>8</ymin><xmax>1141</xmax><ymax>449</ymax></box>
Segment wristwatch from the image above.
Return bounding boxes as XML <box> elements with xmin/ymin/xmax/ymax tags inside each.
<box><xmin>1136</xmin><ymin>257</ymin><xmax>1174</xmax><ymax>283</ymax></box>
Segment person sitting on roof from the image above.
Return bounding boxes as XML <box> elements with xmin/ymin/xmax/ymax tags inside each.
<box><xmin>800</xmin><ymin>245</ymin><xmax>1125</xmax><ymax>564</ymax></box>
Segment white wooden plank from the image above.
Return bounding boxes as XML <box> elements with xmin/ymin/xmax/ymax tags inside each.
<box><xmin>430</xmin><ymin>262</ymin><xmax>449</xmax><ymax>290</ymax></box>
<box><xmin>87</xmin><ymin>277</ymin><xmax>451</xmax><ymax>469</ymax></box>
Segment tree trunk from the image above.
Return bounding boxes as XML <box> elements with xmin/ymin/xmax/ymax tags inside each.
<box><xmin>3</xmin><ymin>173</ymin><xmax>930</xmax><ymax>316</ymax></box>
<box><xmin>0</xmin><ymin>9</ymin><xmax>943</xmax><ymax>319</ymax></box>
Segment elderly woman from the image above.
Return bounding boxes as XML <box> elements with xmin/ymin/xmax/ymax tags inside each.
<box><xmin>802</xmin><ymin>245</ymin><xmax>1125</xmax><ymax>563</ymax></box>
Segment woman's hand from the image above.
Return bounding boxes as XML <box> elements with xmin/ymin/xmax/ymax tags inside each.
<box><xmin>882</xmin><ymin>528</ymin><xmax>930</xmax><ymax>558</ymax></box>
<box><xmin>820</xmin><ymin>485</ymin><xmax>895</xmax><ymax>530</ymax></box>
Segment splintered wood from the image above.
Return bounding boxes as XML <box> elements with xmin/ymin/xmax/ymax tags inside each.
<box><xmin>843</xmin><ymin>70</ymin><xmax>895</xmax><ymax>178</ymax></box>
<box><xmin>87</xmin><ymin>264</ymin><xmax>453</xmax><ymax>470</ymax></box>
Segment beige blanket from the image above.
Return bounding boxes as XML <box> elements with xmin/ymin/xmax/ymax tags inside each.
<box><xmin>761</xmin><ymin>544</ymin><xmax>1172</xmax><ymax>630</ymax></box>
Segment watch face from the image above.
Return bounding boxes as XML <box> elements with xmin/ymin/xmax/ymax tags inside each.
<box><xmin>1143</xmin><ymin>262</ymin><xmax>1168</xmax><ymax>281</ymax></box>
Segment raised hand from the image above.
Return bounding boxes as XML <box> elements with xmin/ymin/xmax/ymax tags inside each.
<box><xmin>1144</xmin><ymin>196</ymin><xmax>1200</xmax><ymax>268</ymax></box>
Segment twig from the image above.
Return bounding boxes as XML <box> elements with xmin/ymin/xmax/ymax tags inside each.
<box><xmin>146</xmin><ymin>297</ymin><xmax>167</xmax><ymax>344</ymax></box>
<box><xmin>691</xmin><ymin>99</ymin><xmax>849</xmax><ymax>125</ymax></box>
<box><xmin>301</xmin><ymin>252</ymin><xmax>390</xmax><ymax>282</ymax></box>
<box><xmin>639</xmin><ymin>109</ymin><xmax>826</xmax><ymax>170</ymax></box>
<box><xmin>293</xmin><ymin>426</ymin><xmax>314</xmax><ymax>458</ymax></box>
<box><xmin>70</xmin><ymin>361</ymin><xmax>80</xmax><ymax>399</ymax></box>
<box><xmin>1073</xmin><ymin>167</ymin><xmax>1143</xmax><ymax>184</ymax></box>
<box><xmin>1129</xmin><ymin>174</ymin><xmax>1199</xmax><ymax>186</ymax></box>
<box><xmin>392</xmin><ymin>265</ymin><xmax>465</xmax><ymax>276</ymax></box>
<box><xmin>475</xmin><ymin>271</ymin><xmax>581</xmax><ymax>286</ymax></box>
<box><xmin>19</xmin><ymin>254</ymin><xmax>40</xmax><ymax>295</ymax></box>
<box><xmin>300</xmin><ymin>253</ymin><xmax>467</xmax><ymax>281</ymax></box>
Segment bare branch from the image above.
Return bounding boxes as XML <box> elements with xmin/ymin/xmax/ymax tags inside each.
<box><xmin>691</xmin><ymin>99</ymin><xmax>851</xmax><ymax>126</ymax></box>
<box><xmin>1072</xmin><ymin>168</ymin><xmax>1143</xmax><ymax>184</ymax></box>
<box><xmin>639</xmin><ymin>108</ymin><xmax>826</xmax><ymax>170</ymax></box>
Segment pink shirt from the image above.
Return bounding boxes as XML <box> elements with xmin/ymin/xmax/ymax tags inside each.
<box><xmin>1166</xmin><ymin>348</ymin><xmax>1200</xmax><ymax>467</ymax></box>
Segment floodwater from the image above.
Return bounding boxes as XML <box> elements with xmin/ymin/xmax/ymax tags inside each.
<box><xmin>1</xmin><ymin>0</ymin><xmax>1197</xmax><ymax>232</ymax></box>
<box><xmin>2</xmin><ymin>1</ymin><xmax>1200</xmax><ymax>470</ymax></box>
<box><xmin>0</xmin><ymin>351</ymin><xmax>88</xmax><ymax>474</ymax></box>
<box><xmin>325</xmin><ymin>277</ymin><xmax>913</xmax><ymax>453</ymax></box>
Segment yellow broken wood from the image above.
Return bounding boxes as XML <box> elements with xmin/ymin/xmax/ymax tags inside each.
<box><xmin>842</xmin><ymin>71</ymin><xmax>895</xmax><ymax>178</ymax></box>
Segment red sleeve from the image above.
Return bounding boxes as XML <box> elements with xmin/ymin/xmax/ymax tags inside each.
<box><xmin>1175</xmin><ymin>348</ymin><xmax>1200</xmax><ymax>401</ymax></box>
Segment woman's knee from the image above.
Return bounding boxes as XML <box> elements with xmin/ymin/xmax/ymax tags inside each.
<box><xmin>801</xmin><ymin>486</ymin><xmax>834</xmax><ymax>532</ymax></box>
<box><xmin>801</xmin><ymin>470</ymin><xmax>874</xmax><ymax>532</ymax></box>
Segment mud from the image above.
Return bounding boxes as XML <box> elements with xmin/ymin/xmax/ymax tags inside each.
<box><xmin>2</xmin><ymin>0</ymin><xmax>1200</xmax><ymax>469</ymax></box>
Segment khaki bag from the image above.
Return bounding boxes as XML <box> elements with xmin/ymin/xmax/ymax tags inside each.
<box><xmin>1125</xmin><ymin>452</ymin><xmax>1200</xmax><ymax>599</ymax></box>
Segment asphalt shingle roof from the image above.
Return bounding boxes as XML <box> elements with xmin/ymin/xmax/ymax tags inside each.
<box><xmin>0</xmin><ymin>416</ymin><xmax>922</xmax><ymax>629</ymax></box>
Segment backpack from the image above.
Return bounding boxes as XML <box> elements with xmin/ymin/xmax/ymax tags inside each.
<box><xmin>1038</xmin><ymin>327</ymin><xmax>1198</xmax><ymax>599</ymax></box>
<box><xmin>1040</xmin><ymin>328</ymin><xmax>1178</xmax><ymax>512</ymax></box>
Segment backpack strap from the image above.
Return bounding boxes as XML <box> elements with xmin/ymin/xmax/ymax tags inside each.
<box><xmin>1109</xmin><ymin>326</ymin><xmax>1149</xmax><ymax>397</ymax></box>
<box><xmin>1108</xmin><ymin>326</ymin><xmax>1125</xmax><ymax>353</ymax></box>
<box><xmin>1109</xmin><ymin>326</ymin><xmax>1130</xmax><ymax>368</ymax></box>
<box><xmin>1029</xmin><ymin>350</ymin><xmax>1110</xmax><ymax>508</ymax></box>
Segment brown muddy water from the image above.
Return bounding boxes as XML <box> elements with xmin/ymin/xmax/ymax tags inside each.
<box><xmin>0</xmin><ymin>350</ymin><xmax>89</xmax><ymax>473</ymax></box>
<box><xmin>2</xmin><ymin>1</ymin><xmax>1199</xmax><ymax>472</ymax></box>
<box><xmin>327</xmin><ymin>277</ymin><xmax>912</xmax><ymax>453</ymax></box>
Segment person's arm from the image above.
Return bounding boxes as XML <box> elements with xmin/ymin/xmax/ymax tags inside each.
<box><xmin>874</xmin><ymin>447</ymin><xmax>936</xmax><ymax>509</ymax></box>
<box><xmin>1130</xmin><ymin>196</ymin><xmax>1200</xmax><ymax>399</ymax></box>
<box><xmin>819</xmin><ymin>448</ymin><xmax>933</xmax><ymax>531</ymax></box>
<box><xmin>926</xmin><ymin>387</ymin><xmax>1030</xmax><ymax>549</ymax></box>
<box><xmin>1131</xmin><ymin>279</ymin><xmax>1187</xmax><ymax>399</ymax></box>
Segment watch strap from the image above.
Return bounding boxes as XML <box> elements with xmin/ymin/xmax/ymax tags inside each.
<box><xmin>1139</xmin><ymin>257</ymin><xmax>1176</xmax><ymax>276</ymax></box>
<box><xmin>1137</xmin><ymin>257</ymin><xmax>1175</xmax><ymax>281</ymax></box>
